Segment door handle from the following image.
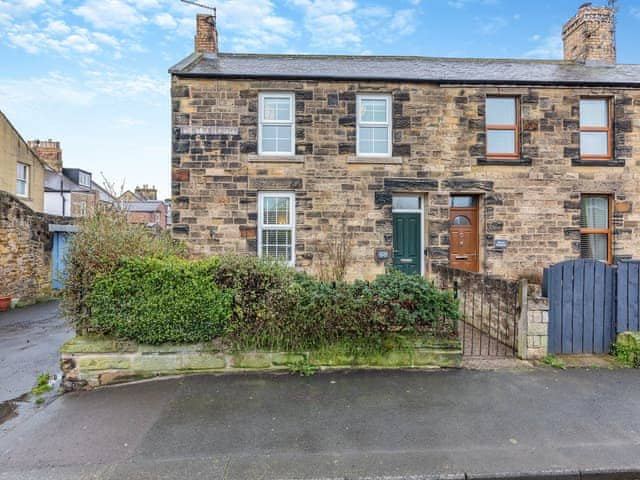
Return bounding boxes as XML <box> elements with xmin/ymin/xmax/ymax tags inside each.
<box><xmin>455</xmin><ymin>255</ymin><xmax>468</xmax><ymax>260</ymax></box>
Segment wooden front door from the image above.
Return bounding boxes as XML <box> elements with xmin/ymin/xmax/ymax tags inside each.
<box><xmin>449</xmin><ymin>196</ymin><xmax>479</xmax><ymax>272</ymax></box>
<box><xmin>393</xmin><ymin>213</ymin><xmax>421</xmax><ymax>275</ymax></box>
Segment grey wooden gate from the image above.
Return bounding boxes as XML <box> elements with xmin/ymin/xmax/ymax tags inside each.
<box><xmin>617</xmin><ymin>261</ymin><xmax>640</xmax><ymax>333</ymax></box>
<box><xmin>547</xmin><ymin>260</ymin><xmax>616</xmax><ymax>354</ymax></box>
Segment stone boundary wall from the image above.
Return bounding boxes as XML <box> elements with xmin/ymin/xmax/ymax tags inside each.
<box><xmin>527</xmin><ymin>296</ymin><xmax>549</xmax><ymax>359</ymax></box>
<box><xmin>431</xmin><ymin>263</ymin><xmax>524</xmax><ymax>354</ymax></box>
<box><xmin>0</xmin><ymin>191</ymin><xmax>72</xmax><ymax>301</ymax></box>
<box><xmin>61</xmin><ymin>336</ymin><xmax>462</xmax><ymax>390</ymax></box>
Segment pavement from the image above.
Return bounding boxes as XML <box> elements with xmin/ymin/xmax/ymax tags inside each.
<box><xmin>0</xmin><ymin>301</ymin><xmax>73</xmax><ymax>403</ymax></box>
<box><xmin>1</xmin><ymin>367</ymin><xmax>640</xmax><ymax>479</ymax></box>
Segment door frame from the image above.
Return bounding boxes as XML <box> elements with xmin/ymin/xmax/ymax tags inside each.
<box><xmin>392</xmin><ymin>194</ymin><xmax>425</xmax><ymax>276</ymax></box>
<box><xmin>449</xmin><ymin>194</ymin><xmax>480</xmax><ymax>273</ymax></box>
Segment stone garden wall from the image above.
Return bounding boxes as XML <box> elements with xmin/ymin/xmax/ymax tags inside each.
<box><xmin>0</xmin><ymin>191</ymin><xmax>71</xmax><ymax>301</ymax></box>
<box><xmin>61</xmin><ymin>336</ymin><xmax>462</xmax><ymax>390</ymax></box>
<box><xmin>431</xmin><ymin>263</ymin><xmax>524</xmax><ymax>355</ymax></box>
<box><xmin>526</xmin><ymin>296</ymin><xmax>550</xmax><ymax>359</ymax></box>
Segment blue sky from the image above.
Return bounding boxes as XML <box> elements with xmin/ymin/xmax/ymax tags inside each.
<box><xmin>1</xmin><ymin>0</ymin><xmax>639</xmax><ymax>199</ymax></box>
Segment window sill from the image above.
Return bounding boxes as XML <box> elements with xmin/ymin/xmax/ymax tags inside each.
<box><xmin>347</xmin><ymin>156</ymin><xmax>403</xmax><ymax>165</ymax></box>
<box><xmin>572</xmin><ymin>158</ymin><xmax>625</xmax><ymax>167</ymax></box>
<box><xmin>248</xmin><ymin>154</ymin><xmax>304</xmax><ymax>163</ymax></box>
<box><xmin>477</xmin><ymin>157</ymin><xmax>532</xmax><ymax>166</ymax></box>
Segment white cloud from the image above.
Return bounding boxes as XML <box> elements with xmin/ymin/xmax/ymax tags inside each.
<box><xmin>389</xmin><ymin>9</ymin><xmax>417</xmax><ymax>36</ymax></box>
<box><xmin>523</xmin><ymin>31</ymin><xmax>562</xmax><ymax>59</ymax></box>
<box><xmin>154</xmin><ymin>12</ymin><xmax>176</xmax><ymax>29</ymax></box>
<box><xmin>0</xmin><ymin>72</ymin><xmax>96</xmax><ymax>108</ymax></box>
<box><xmin>477</xmin><ymin>16</ymin><xmax>508</xmax><ymax>35</ymax></box>
<box><xmin>93</xmin><ymin>32</ymin><xmax>120</xmax><ymax>48</ymax></box>
<box><xmin>631</xmin><ymin>7</ymin><xmax>640</xmax><ymax>19</ymax></box>
<box><xmin>448</xmin><ymin>0</ymin><xmax>498</xmax><ymax>8</ymax></box>
<box><xmin>117</xmin><ymin>116</ymin><xmax>146</xmax><ymax>127</ymax></box>
<box><xmin>85</xmin><ymin>70</ymin><xmax>167</xmax><ymax>100</ymax></box>
<box><xmin>290</xmin><ymin>0</ymin><xmax>360</xmax><ymax>49</ymax></box>
<box><xmin>47</xmin><ymin>19</ymin><xmax>71</xmax><ymax>34</ymax></box>
<box><xmin>3</xmin><ymin>19</ymin><xmax>123</xmax><ymax>55</ymax></box>
<box><xmin>73</xmin><ymin>0</ymin><xmax>146</xmax><ymax>31</ymax></box>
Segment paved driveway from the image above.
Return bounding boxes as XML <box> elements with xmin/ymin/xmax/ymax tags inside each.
<box><xmin>0</xmin><ymin>301</ymin><xmax>73</xmax><ymax>403</ymax></box>
<box><xmin>1</xmin><ymin>368</ymin><xmax>640</xmax><ymax>479</ymax></box>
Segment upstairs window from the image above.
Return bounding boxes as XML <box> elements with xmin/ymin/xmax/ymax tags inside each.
<box><xmin>580</xmin><ymin>98</ymin><xmax>612</xmax><ymax>160</ymax></box>
<box><xmin>258</xmin><ymin>192</ymin><xmax>295</xmax><ymax>266</ymax></box>
<box><xmin>78</xmin><ymin>200</ymin><xmax>88</xmax><ymax>217</ymax></box>
<box><xmin>580</xmin><ymin>195</ymin><xmax>612</xmax><ymax>263</ymax></box>
<box><xmin>486</xmin><ymin>97</ymin><xmax>519</xmax><ymax>158</ymax></box>
<box><xmin>357</xmin><ymin>94</ymin><xmax>392</xmax><ymax>156</ymax></box>
<box><xmin>78</xmin><ymin>172</ymin><xmax>91</xmax><ymax>187</ymax></box>
<box><xmin>259</xmin><ymin>93</ymin><xmax>295</xmax><ymax>155</ymax></box>
<box><xmin>16</xmin><ymin>163</ymin><xmax>29</xmax><ymax>197</ymax></box>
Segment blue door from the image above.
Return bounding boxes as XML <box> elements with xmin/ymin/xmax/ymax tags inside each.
<box><xmin>52</xmin><ymin>232</ymin><xmax>70</xmax><ymax>290</ymax></box>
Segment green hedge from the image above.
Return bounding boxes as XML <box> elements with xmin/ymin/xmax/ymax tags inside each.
<box><xmin>85</xmin><ymin>255</ymin><xmax>460</xmax><ymax>348</ymax></box>
<box><xmin>87</xmin><ymin>257</ymin><xmax>233</xmax><ymax>344</ymax></box>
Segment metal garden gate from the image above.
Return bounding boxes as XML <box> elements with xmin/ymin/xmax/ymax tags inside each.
<box><xmin>547</xmin><ymin>259</ymin><xmax>616</xmax><ymax>354</ymax></box>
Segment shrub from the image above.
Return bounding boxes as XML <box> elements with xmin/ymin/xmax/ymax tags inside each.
<box><xmin>82</xmin><ymin>254</ymin><xmax>461</xmax><ymax>350</ymax></box>
<box><xmin>369</xmin><ymin>269</ymin><xmax>459</xmax><ymax>337</ymax></box>
<box><xmin>87</xmin><ymin>257</ymin><xmax>233</xmax><ymax>344</ymax></box>
<box><xmin>219</xmin><ymin>263</ymin><xmax>460</xmax><ymax>351</ymax></box>
<box><xmin>61</xmin><ymin>208</ymin><xmax>185</xmax><ymax>332</ymax></box>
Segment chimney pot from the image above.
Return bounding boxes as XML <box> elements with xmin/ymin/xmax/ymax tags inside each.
<box><xmin>195</xmin><ymin>13</ymin><xmax>218</xmax><ymax>54</ymax></box>
<box><xmin>28</xmin><ymin>139</ymin><xmax>63</xmax><ymax>172</ymax></box>
<box><xmin>562</xmin><ymin>4</ymin><xmax>616</xmax><ymax>65</ymax></box>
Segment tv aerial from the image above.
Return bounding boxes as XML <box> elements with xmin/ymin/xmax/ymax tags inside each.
<box><xmin>180</xmin><ymin>0</ymin><xmax>216</xmax><ymax>19</ymax></box>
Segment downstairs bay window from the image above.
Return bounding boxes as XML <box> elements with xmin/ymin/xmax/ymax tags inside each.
<box><xmin>258</xmin><ymin>192</ymin><xmax>295</xmax><ymax>266</ymax></box>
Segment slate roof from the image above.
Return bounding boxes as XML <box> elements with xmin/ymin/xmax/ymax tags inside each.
<box><xmin>170</xmin><ymin>53</ymin><xmax>640</xmax><ymax>87</ymax></box>
<box><xmin>44</xmin><ymin>171</ymin><xmax>92</xmax><ymax>193</ymax></box>
<box><xmin>122</xmin><ymin>201</ymin><xmax>164</xmax><ymax>213</ymax></box>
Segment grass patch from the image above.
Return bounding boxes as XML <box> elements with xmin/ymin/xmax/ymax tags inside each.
<box><xmin>31</xmin><ymin>373</ymin><xmax>53</xmax><ymax>396</ymax></box>
<box><xmin>540</xmin><ymin>354</ymin><xmax>566</xmax><ymax>369</ymax></box>
<box><xmin>289</xmin><ymin>359</ymin><xmax>317</xmax><ymax>376</ymax></box>
<box><xmin>611</xmin><ymin>343</ymin><xmax>640</xmax><ymax>368</ymax></box>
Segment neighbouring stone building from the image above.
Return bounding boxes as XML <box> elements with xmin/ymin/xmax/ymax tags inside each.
<box><xmin>0</xmin><ymin>118</ymin><xmax>73</xmax><ymax>302</ymax></box>
<box><xmin>0</xmin><ymin>111</ymin><xmax>47</xmax><ymax>212</ymax></box>
<box><xmin>170</xmin><ymin>4</ymin><xmax>640</xmax><ymax>281</ymax></box>
<box><xmin>119</xmin><ymin>185</ymin><xmax>170</xmax><ymax>229</ymax></box>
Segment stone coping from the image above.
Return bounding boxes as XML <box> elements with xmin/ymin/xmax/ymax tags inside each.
<box><xmin>61</xmin><ymin>335</ymin><xmax>462</xmax><ymax>389</ymax></box>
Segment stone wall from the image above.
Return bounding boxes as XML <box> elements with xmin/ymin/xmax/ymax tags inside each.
<box><xmin>526</xmin><ymin>296</ymin><xmax>550</xmax><ymax>359</ymax></box>
<box><xmin>0</xmin><ymin>191</ymin><xmax>71</xmax><ymax>301</ymax></box>
<box><xmin>171</xmin><ymin>76</ymin><xmax>639</xmax><ymax>281</ymax></box>
<box><xmin>61</xmin><ymin>335</ymin><xmax>462</xmax><ymax>390</ymax></box>
<box><xmin>0</xmin><ymin>111</ymin><xmax>46</xmax><ymax>212</ymax></box>
<box><xmin>432</xmin><ymin>263</ymin><xmax>524</xmax><ymax>355</ymax></box>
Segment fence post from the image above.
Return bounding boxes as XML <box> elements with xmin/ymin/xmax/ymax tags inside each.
<box><xmin>517</xmin><ymin>278</ymin><xmax>528</xmax><ymax>359</ymax></box>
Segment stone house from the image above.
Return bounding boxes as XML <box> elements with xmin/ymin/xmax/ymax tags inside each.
<box><xmin>0</xmin><ymin>118</ymin><xmax>73</xmax><ymax>301</ymax></box>
<box><xmin>170</xmin><ymin>4</ymin><xmax>640</xmax><ymax>282</ymax></box>
<box><xmin>0</xmin><ymin>111</ymin><xmax>47</xmax><ymax>212</ymax></box>
<box><xmin>121</xmin><ymin>200</ymin><xmax>169</xmax><ymax>229</ymax></box>
<box><xmin>118</xmin><ymin>185</ymin><xmax>170</xmax><ymax>229</ymax></box>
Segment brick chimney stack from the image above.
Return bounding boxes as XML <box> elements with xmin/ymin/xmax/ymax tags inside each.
<box><xmin>562</xmin><ymin>3</ymin><xmax>616</xmax><ymax>65</ymax></box>
<box><xmin>135</xmin><ymin>184</ymin><xmax>158</xmax><ymax>201</ymax></box>
<box><xmin>195</xmin><ymin>14</ymin><xmax>218</xmax><ymax>54</ymax></box>
<box><xmin>28</xmin><ymin>139</ymin><xmax>62</xmax><ymax>172</ymax></box>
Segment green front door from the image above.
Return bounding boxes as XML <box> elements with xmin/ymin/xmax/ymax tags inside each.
<box><xmin>392</xmin><ymin>213</ymin><xmax>421</xmax><ymax>275</ymax></box>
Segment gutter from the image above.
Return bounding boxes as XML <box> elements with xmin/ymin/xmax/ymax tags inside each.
<box><xmin>168</xmin><ymin>72</ymin><xmax>640</xmax><ymax>89</ymax></box>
